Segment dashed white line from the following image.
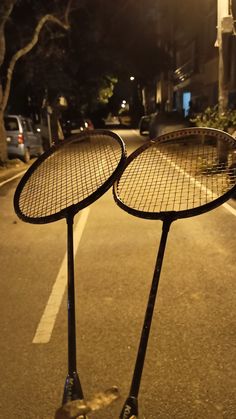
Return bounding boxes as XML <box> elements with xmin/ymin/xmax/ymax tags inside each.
<box><xmin>32</xmin><ymin>207</ymin><xmax>90</xmax><ymax>344</ymax></box>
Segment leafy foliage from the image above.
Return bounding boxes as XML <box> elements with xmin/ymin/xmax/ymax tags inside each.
<box><xmin>191</xmin><ymin>105</ymin><xmax>236</xmax><ymax>132</ymax></box>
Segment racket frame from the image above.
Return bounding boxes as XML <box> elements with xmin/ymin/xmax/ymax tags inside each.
<box><xmin>14</xmin><ymin>129</ymin><xmax>126</xmax><ymax>224</ymax></box>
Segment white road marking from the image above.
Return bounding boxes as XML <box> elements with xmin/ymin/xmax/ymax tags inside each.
<box><xmin>222</xmin><ymin>202</ymin><xmax>236</xmax><ymax>216</ymax></box>
<box><xmin>0</xmin><ymin>170</ymin><xmax>27</xmax><ymax>187</ymax></box>
<box><xmin>32</xmin><ymin>207</ymin><xmax>90</xmax><ymax>344</ymax></box>
<box><xmin>159</xmin><ymin>151</ymin><xmax>236</xmax><ymax>218</ymax></box>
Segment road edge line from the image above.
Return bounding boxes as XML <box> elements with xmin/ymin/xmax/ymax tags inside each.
<box><xmin>0</xmin><ymin>170</ymin><xmax>27</xmax><ymax>187</ymax></box>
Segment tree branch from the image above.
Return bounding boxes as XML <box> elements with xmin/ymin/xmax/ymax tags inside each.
<box><xmin>2</xmin><ymin>9</ymin><xmax>71</xmax><ymax>112</ymax></box>
<box><xmin>65</xmin><ymin>0</ymin><xmax>73</xmax><ymax>26</ymax></box>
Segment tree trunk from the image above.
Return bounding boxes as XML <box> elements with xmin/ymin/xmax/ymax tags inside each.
<box><xmin>217</xmin><ymin>0</ymin><xmax>230</xmax><ymax>164</ymax></box>
<box><xmin>0</xmin><ymin>86</ymin><xmax>7</xmax><ymax>164</ymax></box>
<box><xmin>0</xmin><ymin>1</ymin><xmax>72</xmax><ymax>164</ymax></box>
<box><xmin>0</xmin><ymin>1</ymin><xmax>15</xmax><ymax>164</ymax></box>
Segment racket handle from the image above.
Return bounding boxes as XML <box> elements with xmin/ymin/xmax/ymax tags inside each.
<box><xmin>62</xmin><ymin>371</ymin><xmax>84</xmax><ymax>404</ymax></box>
<box><xmin>119</xmin><ymin>396</ymin><xmax>138</xmax><ymax>418</ymax></box>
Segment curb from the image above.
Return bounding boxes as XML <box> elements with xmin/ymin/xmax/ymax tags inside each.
<box><xmin>0</xmin><ymin>159</ymin><xmax>29</xmax><ymax>187</ymax></box>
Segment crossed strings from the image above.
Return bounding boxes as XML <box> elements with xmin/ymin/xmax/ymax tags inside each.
<box><xmin>117</xmin><ymin>139</ymin><xmax>236</xmax><ymax>213</ymax></box>
<box><xmin>19</xmin><ymin>134</ymin><xmax>122</xmax><ymax>218</ymax></box>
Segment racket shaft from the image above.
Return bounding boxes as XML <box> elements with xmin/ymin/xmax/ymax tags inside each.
<box><xmin>63</xmin><ymin>216</ymin><xmax>84</xmax><ymax>404</ymax></box>
<box><xmin>67</xmin><ymin>217</ymin><xmax>77</xmax><ymax>375</ymax></box>
<box><xmin>130</xmin><ymin>220</ymin><xmax>171</xmax><ymax>399</ymax></box>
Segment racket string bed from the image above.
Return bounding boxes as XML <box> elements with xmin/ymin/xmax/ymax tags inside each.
<box><xmin>117</xmin><ymin>136</ymin><xmax>236</xmax><ymax>215</ymax></box>
<box><xmin>17</xmin><ymin>134</ymin><xmax>123</xmax><ymax>221</ymax></box>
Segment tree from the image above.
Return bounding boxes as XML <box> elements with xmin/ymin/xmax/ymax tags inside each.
<box><xmin>0</xmin><ymin>0</ymin><xmax>172</xmax><ymax>161</ymax></box>
<box><xmin>0</xmin><ymin>0</ymin><xmax>73</xmax><ymax>163</ymax></box>
<box><xmin>5</xmin><ymin>0</ymin><xmax>121</xmax><ymax>126</ymax></box>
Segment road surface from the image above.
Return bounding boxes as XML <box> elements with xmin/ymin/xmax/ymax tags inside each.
<box><xmin>0</xmin><ymin>128</ymin><xmax>236</xmax><ymax>418</ymax></box>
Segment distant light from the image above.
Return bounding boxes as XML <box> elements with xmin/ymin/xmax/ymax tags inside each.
<box><xmin>121</xmin><ymin>103</ymin><xmax>126</xmax><ymax>108</ymax></box>
<box><xmin>122</xmin><ymin>100</ymin><xmax>127</xmax><ymax>104</ymax></box>
<box><xmin>58</xmin><ymin>96</ymin><xmax>67</xmax><ymax>107</ymax></box>
<box><xmin>130</xmin><ymin>76</ymin><xmax>135</xmax><ymax>81</ymax></box>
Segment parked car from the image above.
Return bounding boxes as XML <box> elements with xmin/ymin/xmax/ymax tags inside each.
<box><xmin>103</xmin><ymin>113</ymin><xmax>121</xmax><ymax>127</ymax></box>
<box><xmin>4</xmin><ymin>114</ymin><xmax>43</xmax><ymax>163</ymax></box>
<box><xmin>139</xmin><ymin>114</ymin><xmax>153</xmax><ymax>135</ymax></box>
<box><xmin>119</xmin><ymin>111</ymin><xmax>132</xmax><ymax>127</ymax></box>
<box><xmin>149</xmin><ymin>111</ymin><xmax>190</xmax><ymax>139</ymax></box>
<box><xmin>61</xmin><ymin>117</ymin><xmax>94</xmax><ymax>138</ymax></box>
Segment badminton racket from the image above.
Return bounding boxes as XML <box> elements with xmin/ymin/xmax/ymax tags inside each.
<box><xmin>113</xmin><ymin>127</ymin><xmax>236</xmax><ymax>418</ymax></box>
<box><xmin>14</xmin><ymin>129</ymin><xmax>126</xmax><ymax>417</ymax></box>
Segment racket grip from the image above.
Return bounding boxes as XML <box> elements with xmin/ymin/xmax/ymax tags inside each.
<box><xmin>119</xmin><ymin>396</ymin><xmax>138</xmax><ymax>418</ymax></box>
<box><xmin>62</xmin><ymin>372</ymin><xmax>84</xmax><ymax>404</ymax></box>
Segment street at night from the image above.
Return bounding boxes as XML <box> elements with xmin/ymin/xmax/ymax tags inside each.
<box><xmin>0</xmin><ymin>129</ymin><xmax>236</xmax><ymax>418</ymax></box>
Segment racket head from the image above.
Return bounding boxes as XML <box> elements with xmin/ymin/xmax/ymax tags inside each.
<box><xmin>113</xmin><ymin>127</ymin><xmax>236</xmax><ymax>221</ymax></box>
<box><xmin>14</xmin><ymin>129</ymin><xmax>126</xmax><ymax>224</ymax></box>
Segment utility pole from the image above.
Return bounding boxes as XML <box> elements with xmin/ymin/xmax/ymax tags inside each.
<box><xmin>217</xmin><ymin>0</ymin><xmax>233</xmax><ymax>112</ymax></box>
<box><xmin>217</xmin><ymin>0</ymin><xmax>233</xmax><ymax>162</ymax></box>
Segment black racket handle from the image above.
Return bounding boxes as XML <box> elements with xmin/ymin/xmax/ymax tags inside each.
<box><xmin>119</xmin><ymin>396</ymin><xmax>138</xmax><ymax>418</ymax></box>
<box><xmin>62</xmin><ymin>371</ymin><xmax>84</xmax><ymax>405</ymax></box>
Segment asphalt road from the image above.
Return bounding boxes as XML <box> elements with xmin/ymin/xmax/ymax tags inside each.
<box><xmin>0</xmin><ymin>128</ymin><xmax>236</xmax><ymax>419</ymax></box>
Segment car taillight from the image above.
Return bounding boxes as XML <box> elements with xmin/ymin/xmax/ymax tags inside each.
<box><xmin>18</xmin><ymin>134</ymin><xmax>24</xmax><ymax>144</ymax></box>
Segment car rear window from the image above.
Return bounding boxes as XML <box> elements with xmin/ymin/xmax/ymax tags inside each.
<box><xmin>4</xmin><ymin>117</ymin><xmax>19</xmax><ymax>131</ymax></box>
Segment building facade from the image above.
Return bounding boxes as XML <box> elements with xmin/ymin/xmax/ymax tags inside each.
<box><xmin>144</xmin><ymin>0</ymin><xmax>236</xmax><ymax>116</ymax></box>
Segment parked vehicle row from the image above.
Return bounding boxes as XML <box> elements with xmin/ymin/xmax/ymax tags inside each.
<box><xmin>4</xmin><ymin>114</ymin><xmax>95</xmax><ymax>163</ymax></box>
<box><xmin>61</xmin><ymin>117</ymin><xmax>94</xmax><ymax>138</ymax></box>
<box><xmin>4</xmin><ymin>110</ymin><xmax>189</xmax><ymax>163</ymax></box>
<box><xmin>139</xmin><ymin>111</ymin><xmax>190</xmax><ymax>139</ymax></box>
